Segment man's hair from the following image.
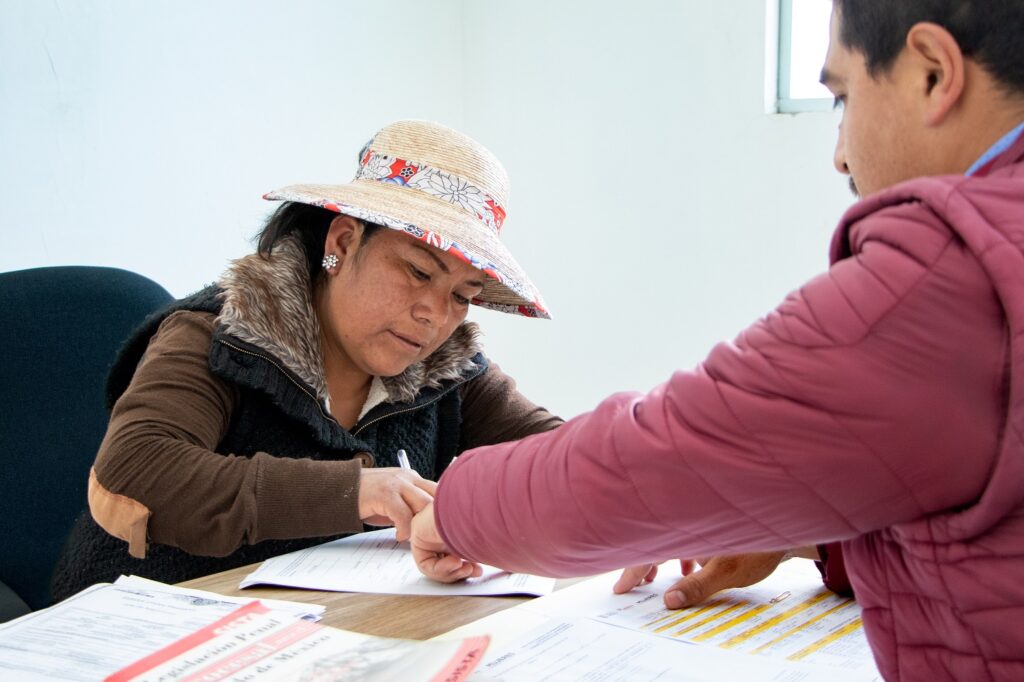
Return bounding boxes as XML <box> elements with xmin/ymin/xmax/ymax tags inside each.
<box><xmin>834</xmin><ymin>0</ymin><xmax>1024</xmax><ymax>94</ymax></box>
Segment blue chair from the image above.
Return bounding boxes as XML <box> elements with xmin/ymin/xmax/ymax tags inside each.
<box><xmin>0</xmin><ymin>266</ymin><xmax>173</xmax><ymax>618</ymax></box>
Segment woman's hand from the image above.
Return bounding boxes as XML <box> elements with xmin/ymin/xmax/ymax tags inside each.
<box><xmin>358</xmin><ymin>468</ymin><xmax>438</xmax><ymax>541</ymax></box>
<box><xmin>613</xmin><ymin>551</ymin><xmax>790</xmax><ymax>609</ymax></box>
<box><xmin>410</xmin><ymin>503</ymin><xmax>482</xmax><ymax>583</ymax></box>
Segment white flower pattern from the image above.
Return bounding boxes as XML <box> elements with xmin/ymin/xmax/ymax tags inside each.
<box><xmin>409</xmin><ymin>169</ymin><xmax>488</xmax><ymax>217</ymax></box>
<box><xmin>354</xmin><ymin>152</ymin><xmax>504</xmax><ymax>234</ymax></box>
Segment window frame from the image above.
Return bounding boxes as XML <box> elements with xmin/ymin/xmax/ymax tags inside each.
<box><xmin>774</xmin><ymin>0</ymin><xmax>833</xmax><ymax>114</ymax></box>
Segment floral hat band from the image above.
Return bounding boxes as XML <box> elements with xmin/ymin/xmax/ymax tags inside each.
<box><xmin>355</xmin><ymin>149</ymin><xmax>508</xmax><ymax>235</ymax></box>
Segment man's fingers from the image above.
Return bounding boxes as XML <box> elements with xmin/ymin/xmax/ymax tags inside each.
<box><xmin>665</xmin><ymin>552</ymin><xmax>789</xmax><ymax>609</ymax></box>
<box><xmin>665</xmin><ymin>557</ymin><xmax>738</xmax><ymax>609</ymax></box>
<box><xmin>664</xmin><ymin>567</ymin><xmax>720</xmax><ymax>609</ymax></box>
<box><xmin>432</xmin><ymin>553</ymin><xmax>472</xmax><ymax>575</ymax></box>
<box><xmin>410</xmin><ymin>545</ymin><xmax>454</xmax><ymax>582</ymax></box>
<box><xmin>613</xmin><ymin>564</ymin><xmax>658</xmax><ymax>594</ymax></box>
<box><xmin>412</xmin><ymin>548</ymin><xmax>481</xmax><ymax>583</ymax></box>
<box><xmin>409</xmin><ymin>502</ymin><xmax>480</xmax><ymax>584</ymax></box>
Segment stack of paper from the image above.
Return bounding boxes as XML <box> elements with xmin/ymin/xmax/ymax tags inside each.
<box><xmin>106</xmin><ymin>600</ymin><xmax>488</xmax><ymax>682</ymax></box>
<box><xmin>0</xmin><ymin>576</ymin><xmax>489</xmax><ymax>682</ymax></box>
<box><xmin>241</xmin><ymin>528</ymin><xmax>556</xmax><ymax>597</ymax></box>
<box><xmin>0</xmin><ymin>578</ymin><xmax>322</xmax><ymax>682</ymax></box>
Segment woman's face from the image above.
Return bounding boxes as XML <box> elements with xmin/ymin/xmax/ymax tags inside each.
<box><xmin>317</xmin><ymin>216</ymin><xmax>485</xmax><ymax>380</ymax></box>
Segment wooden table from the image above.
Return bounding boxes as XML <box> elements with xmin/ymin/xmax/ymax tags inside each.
<box><xmin>180</xmin><ymin>564</ymin><xmax>554</xmax><ymax>640</ymax></box>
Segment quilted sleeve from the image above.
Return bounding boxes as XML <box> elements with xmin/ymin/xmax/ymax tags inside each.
<box><xmin>435</xmin><ymin>204</ymin><xmax>1006</xmax><ymax>577</ymax></box>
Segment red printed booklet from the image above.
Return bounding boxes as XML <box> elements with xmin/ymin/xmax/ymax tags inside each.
<box><xmin>105</xmin><ymin>601</ymin><xmax>488</xmax><ymax>682</ymax></box>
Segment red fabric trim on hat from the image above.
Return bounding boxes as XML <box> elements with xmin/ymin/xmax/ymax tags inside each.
<box><xmin>355</xmin><ymin>151</ymin><xmax>507</xmax><ymax>233</ymax></box>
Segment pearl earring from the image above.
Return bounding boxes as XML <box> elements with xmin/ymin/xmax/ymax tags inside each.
<box><xmin>322</xmin><ymin>253</ymin><xmax>339</xmax><ymax>269</ymax></box>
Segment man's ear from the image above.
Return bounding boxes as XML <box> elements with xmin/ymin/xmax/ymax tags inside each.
<box><xmin>323</xmin><ymin>215</ymin><xmax>363</xmax><ymax>268</ymax></box>
<box><xmin>905</xmin><ymin>21</ymin><xmax>966</xmax><ymax>126</ymax></box>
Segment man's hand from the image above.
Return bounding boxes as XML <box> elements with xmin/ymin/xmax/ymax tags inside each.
<box><xmin>358</xmin><ymin>468</ymin><xmax>438</xmax><ymax>542</ymax></box>
<box><xmin>613</xmin><ymin>551</ymin><xmax>789</xmax><ymax>609</ymax></box>
<box><xmin>410</xmin><ymin>503</ymin><xmax>482</xmax><ymax>583</ymax></box>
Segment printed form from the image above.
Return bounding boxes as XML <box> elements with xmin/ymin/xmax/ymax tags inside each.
<box><xmin>441</xmin><ymin>559</ymin><xmax>881</xmax><ymax>681</ymax></box>
<box><xmin>0</xmin><ymin>579</ymin><xmax>322</xmax><ymax>682</ymax></box>
<box><xmin>473</xmin><ymin>618</ymin><xmax>867</xmax><ymax>682</ymax></box>
<box><xmin>240</xmin><ymin>528</ymin><xmax>556</xmax><ymax>597</ymax></box>
<box><xmin>106</xmin><ymin>601</ymin><xmax>488</xmax><ymax>682</ymax></box>
<box><xmin>591</xmin><ymin>559</ymin><xmax>871</xmax><ymax>671</ymax></box>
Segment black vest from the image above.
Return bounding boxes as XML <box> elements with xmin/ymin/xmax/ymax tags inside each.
<box><xmin>51</xmin><ymin>286</ymin><xmax>486</xmax><ymax>600</ymax></box>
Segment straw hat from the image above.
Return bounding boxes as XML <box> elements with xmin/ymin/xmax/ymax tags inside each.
<box><xmin>264</xmin><ymin>120</ymin><xmax>549</xmax><ymax>318</ymax></box>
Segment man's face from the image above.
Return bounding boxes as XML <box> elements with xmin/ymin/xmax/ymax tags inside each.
<box><xmin>821</xmin><ymin>7</ymin><xmax>923</xmax><ymax>198</ymax></box>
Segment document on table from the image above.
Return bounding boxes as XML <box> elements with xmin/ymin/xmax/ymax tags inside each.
<box><xmin>0</xmin><ymin>578</ymin><xmax>323</xmax><ymax>682</ymax></box>
<box><xmin>113</xmin><ymin>575</ymin><xmax>325</xmax><ymax>621</ymax></box>
<box><xmin>443</xmin><ymin>559</ymin><xmax>881</xmax><ymax>681</ymax></box>
<box><xmin>587</xmin><ymin>559</ymin><xmax>875</xmax><ymax>673</ymax></box>
<box><xmin>241</xmin><ymin>527</ymin><xmax>556</xmax><ymax>597</ymax></box>
<box><xmin>107</xmin><ymin>601</ymin><xmax>489</xmax><ymax>682</ymax></box>
<box><xmin>472</xmin><ymin>618</ymin><xmax>867</xmax><ymax>681</ymax></box>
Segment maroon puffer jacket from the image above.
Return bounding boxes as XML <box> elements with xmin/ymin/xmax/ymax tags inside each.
<box><xmin>435</xmin><ymin>136</ymin><xmax>1024</xmax><ymax>680</ymax></box>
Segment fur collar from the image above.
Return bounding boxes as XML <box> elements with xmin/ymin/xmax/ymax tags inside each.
<box><xmin>216</xmin><ymin>238</ymin><xmax>482</xmax><ymax>406</ymax></box>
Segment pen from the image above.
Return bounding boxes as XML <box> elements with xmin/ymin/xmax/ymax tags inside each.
<box><xmin>396</xmin><ymin>448</ymin><xmax>412</xmax><ymax>471</ymax></box>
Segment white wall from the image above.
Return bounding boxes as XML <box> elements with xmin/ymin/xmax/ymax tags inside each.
<box><xmin>462</xmin><ymin>0</ymin><xmax>853</xmax><ymax>418</ymax></box>
<box><xmin>0</xmin><ymin>0</ymin><xmax>466</xmax><ymax>290</ymax></box>
<box><xmin>1</xmin><ymin>0</ymin><xmax>854</xmax><ymax>420</ymax></box>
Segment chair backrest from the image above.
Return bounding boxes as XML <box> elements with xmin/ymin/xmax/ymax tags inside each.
<box><xmin>0</xmin><ymin>266</ymin><xmax>173</xmax><ymax>610</ymax></box>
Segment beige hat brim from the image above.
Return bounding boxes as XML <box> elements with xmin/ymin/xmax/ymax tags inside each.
<box><xmin>265</xmin><ymin>178</ymin><xmax>549</xmax><ymax>319</ymax></box>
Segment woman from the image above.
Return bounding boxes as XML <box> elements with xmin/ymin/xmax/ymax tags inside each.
<box><xmin>51</xmin><ymin>119</ymin><xmax>561</xmax><ymax>600</ymax></box>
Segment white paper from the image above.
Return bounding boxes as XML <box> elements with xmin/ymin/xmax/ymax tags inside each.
<box><xmin>0</xmin><ymin>579</ymin><xmax>325</xmax><ymax>682</ymax></box>
<box><xmin>471</xmin><ymin>618</ymin><xmax>866</xmax><ymax>682</ymax></box>
<box><xmin>241</xmin><ymin>528</ymin><xmax>556</xmax><ymax>597</ymax></box>
<box><xmin>444</xmin><ymin>561</ymin><xmax>882</xmax><ymax>681</ymax></box>
<box><xmin>0</xmin><ymin>584</ymin><xmax>241</xmax><ymax>681</ymax></box>
<box><xmin>113</xmin><ymin>575</ymin><xmax>325</xmax><ymax>621</ymax></box>
<box><xmin>108</xmin><ymin>601</ymin><xmax>488</xmax><ymax>682</ymax></box>
<box><xmin>587</xmin><ymin>560</ymin><xmax>877</xmax><ymax>675</ymax></box>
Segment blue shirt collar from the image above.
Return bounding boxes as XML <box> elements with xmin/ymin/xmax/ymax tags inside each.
<box><xmin>966</xmin><ymin>121</ymin><xmax>1024</xmax><ymax>176</ymax></box>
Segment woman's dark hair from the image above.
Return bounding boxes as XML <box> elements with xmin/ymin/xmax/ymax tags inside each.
<box><xmin>834</xmin><ymin>0</ymin><xmax>1024</xmax><ymax>94</ymax></box>
<box><xmin>256</xmin><ymin>202</ymin><xmax>383</xmax><ymax>283</ymax></box>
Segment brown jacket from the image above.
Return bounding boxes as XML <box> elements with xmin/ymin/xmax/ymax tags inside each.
<box><xmin>89</xmin><ymin>243</ymin><xmax>562</xmax><ymax>561</ymax></box>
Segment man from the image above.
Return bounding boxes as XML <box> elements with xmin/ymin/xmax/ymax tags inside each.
<box><xmin>411</xmin><ymin>1</ymin><xmax>1024</xmax><ymax>678</ymax></box>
